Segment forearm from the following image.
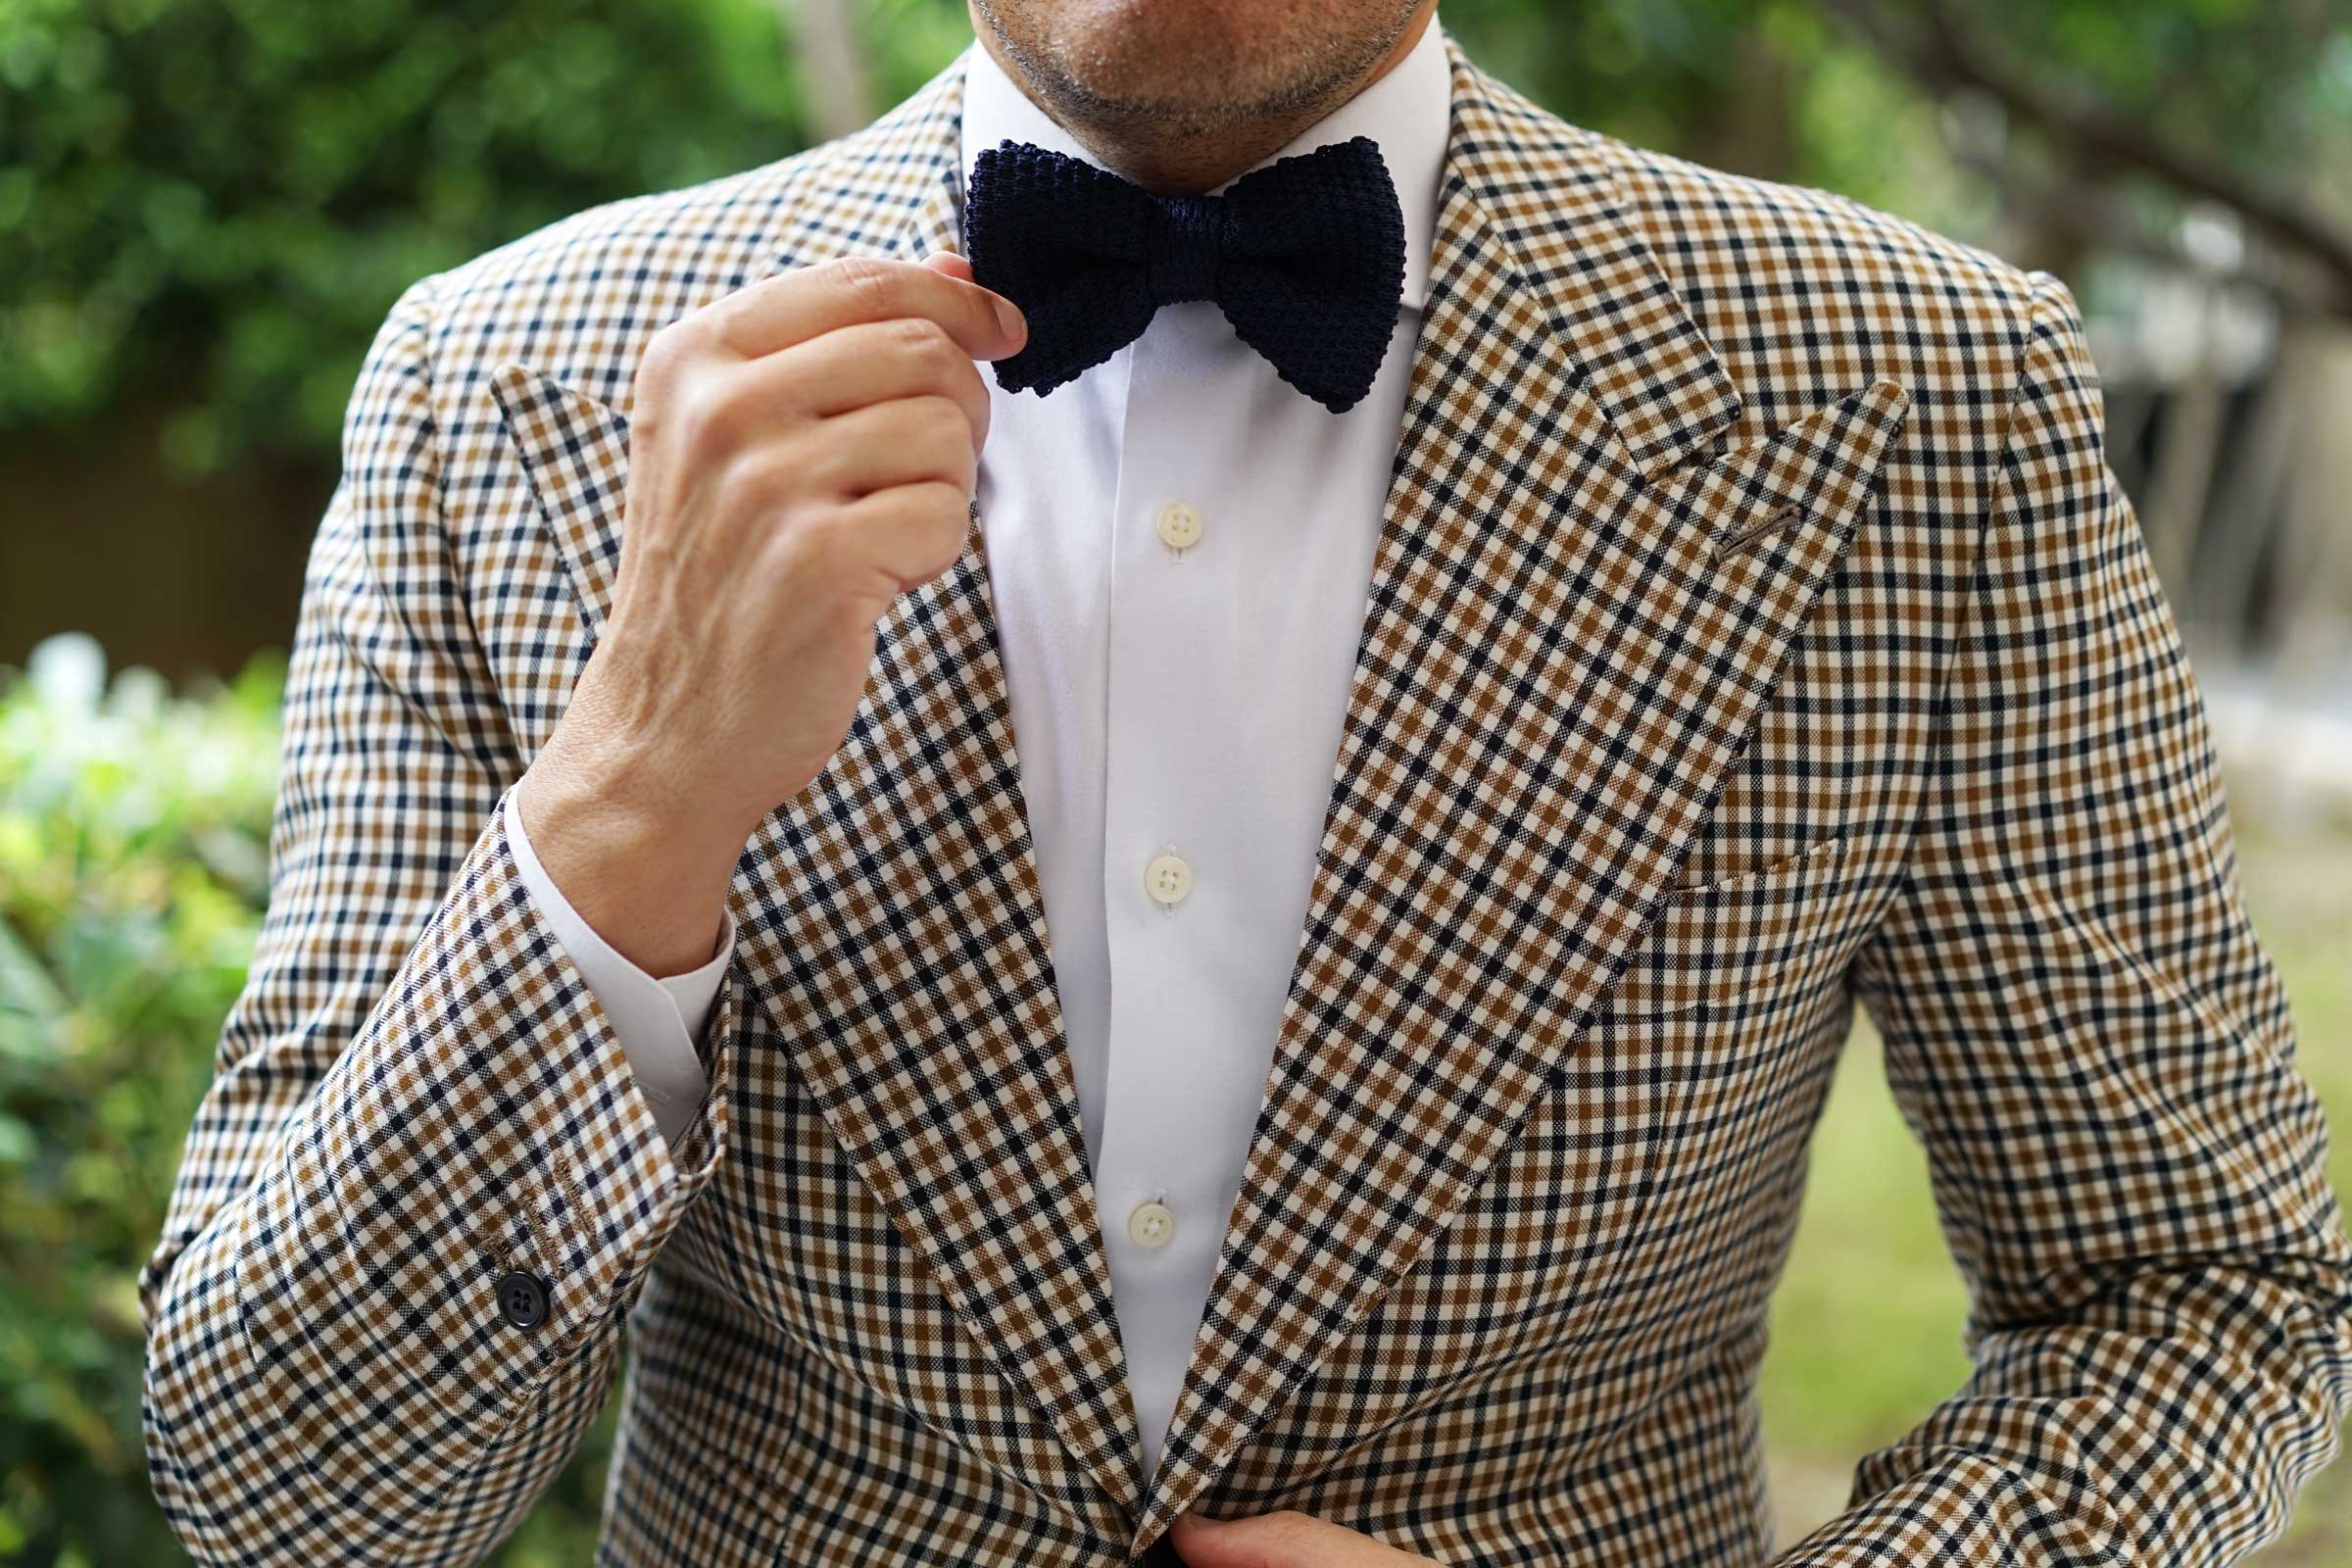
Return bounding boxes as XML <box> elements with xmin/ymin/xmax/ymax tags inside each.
<box><xmin>513</xmin><ymin>630</ymin><xmax>757</xmax><ymax>978</ymax></box>
<box><xmin>1772</xmin><ymin>1253</ymin><xmax>2352</xmax><ymax>1566</ymax></box>
<box><xmin>141</xmin><ymin>795</ymin><xmax>736</xmax><ymax>1563</ymax></box>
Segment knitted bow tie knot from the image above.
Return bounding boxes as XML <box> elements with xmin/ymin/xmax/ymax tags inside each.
<box><xmin>963</xmin><ymin>135</ymin><xmax>1407</xmax><ymax>414</ymax></box>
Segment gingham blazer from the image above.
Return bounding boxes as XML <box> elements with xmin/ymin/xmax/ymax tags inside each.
<box><xmin>141</xmin><ymin>27</ymin><xmax>2352</xmax><ymax>1567</ymax></box>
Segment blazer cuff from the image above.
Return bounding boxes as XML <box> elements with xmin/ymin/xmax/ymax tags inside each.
<box><xmin>219</xmin><ymin>794</ymin><xmax>740</xmax><ymax>1471</ymax></box>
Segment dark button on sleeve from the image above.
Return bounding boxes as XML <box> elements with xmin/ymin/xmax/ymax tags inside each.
<box><xmin>495</xmin><ymin>1270</ymin><xmax>550</xmax><ymax>1330</ymax></box>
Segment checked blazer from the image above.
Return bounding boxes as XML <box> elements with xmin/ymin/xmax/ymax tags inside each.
<box><xmin>141</xmin><ymin>25</ymin><xmax>2352</xmax><ymax>1568</ymax></box>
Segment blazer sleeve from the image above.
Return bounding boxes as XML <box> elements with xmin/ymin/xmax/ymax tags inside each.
<box><xmin>136</xmin><ymin>274</ymin><xmax>739</xmax><ymax>1565</ymax></box>
<box><xmin>1772</xmin><ymin>272</ymin><xmax>2352</xmax><ymax>1568</ymax></box>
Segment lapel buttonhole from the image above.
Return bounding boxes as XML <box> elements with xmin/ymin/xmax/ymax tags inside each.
<box><xmin>1711</xmin><ymin>503</ymin><xmax>1806</xmax><ymax>562</ymax></box>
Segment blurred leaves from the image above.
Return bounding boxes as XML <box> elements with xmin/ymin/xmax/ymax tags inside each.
<box><xmin>0</xmin><ymin>0</ymin><xmax>804</xmax><ymax>469</ymax></box>
<box><xmin>1435</xmin><ymin>0</ymin><xmax>2352</xmax><ymax>301</ymax></box>
<box><xmin>0</xmin><ymin>636</ymin><xmax>621</xmax><ymax>1562</ymax></box>
<box><xmin>0</xmin><ymin>634</ymin><xmax>277</xmax><ymax>1561</ymax></box>
<box><xmin>5</xmin><ymin>0</ymin><xmax>2349</xmax><ymax>475</ymax></box>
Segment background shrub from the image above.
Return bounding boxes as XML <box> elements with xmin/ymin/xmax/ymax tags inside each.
<box><xmin>0</xmin><ymin>635</ymin><xmax>278</xmax><ymax>1561</ymax></box>
<box><xmin>0</xmin><ymin>0</ymin><xmax>802</xmax><ymax>468</ymax></box>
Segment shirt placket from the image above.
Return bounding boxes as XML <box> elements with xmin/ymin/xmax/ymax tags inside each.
<box><xmin>1094</xmin><ymin>303</ymin><xmax>1261</xmax><ymax>1478</ymax></box>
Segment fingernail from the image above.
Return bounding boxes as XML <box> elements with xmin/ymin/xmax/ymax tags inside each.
<box><xmin>993</xmin><ymin>294</ymin><xmax>1025</xmax><ymax>345</ymax></box>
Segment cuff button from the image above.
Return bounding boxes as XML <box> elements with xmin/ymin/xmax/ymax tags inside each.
<box><xmin>495</xmin><ymin>1270</ymin><xmax>551</xmax><ymax>1330</ymax></box>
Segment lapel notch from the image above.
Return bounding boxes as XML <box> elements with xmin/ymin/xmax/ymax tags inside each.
<box><xmin>490</xmin><ymin>365</ymin><xmax>630</xmax><ymax>638</ymax></box>
<box><xmin>1464</xmin><ymin>96</ymin><xmax>1744</xmax><ymax>481</ymax></box>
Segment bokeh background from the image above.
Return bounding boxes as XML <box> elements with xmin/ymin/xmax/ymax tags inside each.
<box><xmin>4</xmin><ymin>0</ymin><xmax>2350</xmax><ymax>1561</ymax></box>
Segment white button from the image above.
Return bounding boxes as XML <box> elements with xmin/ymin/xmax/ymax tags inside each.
<box><xmin>1128</xmin><ymin>1200</ymin><xmax>1176</xmax><ymax>1250</ymax></box>
<box><xmin>1156</xmin><ymin>501</ymin><xmax>1203</xmax><ymax>552</ymax></box>
<box><xmin>1144</xmin><ymin>852</ymin><xmax>1193</xmax><ymax>906</ymax></box>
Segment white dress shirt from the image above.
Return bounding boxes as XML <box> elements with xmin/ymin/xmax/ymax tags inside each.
<box><xmin>511</xmin><ymin>16</ymin><xmax>1449</xmax><ymax>1480</ymax></box>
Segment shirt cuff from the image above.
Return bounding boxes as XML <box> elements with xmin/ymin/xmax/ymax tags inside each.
<box><xmin>504</xmin><ymin>789</ymin><xmax>732</xmax><ymax>1147</ymax></box>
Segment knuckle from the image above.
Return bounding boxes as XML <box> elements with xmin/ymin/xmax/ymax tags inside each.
<box><xmin>915</xmin><ymin>491</ymin><xmax>970</xmax><ymax>578</ymax></box>
<box><xmin>948</xmin><ymin>360</ymin><xmax>992</xmax><ymax>443</ymax></box>
<box><xmin>723</xmin><ymin>446</ymin><xmax>793</xmax><ymax>511</ymax></box>
<box><xmin>633</xmin><ymin>330</ymin><xmax>684</xmax><ymax>404</ymax></box>
<box><xmin>643</xmin><ymin>315</ymin><xmax>700</xmax><ymax>371</ymax></box>
<box><xmin>941</xmin><ymin>491</ymin><xmax>976</xmax><ymax>546</ymax></box>
<box><xmin>915</xmin><ymin>393</ymin><xmax>969</xmax><ymax>444</ymax></box>
<box><xmin>891</xmin><ymin>315</ymin><xmax>953</xmax><ymax>363</ymax></box>
<box><xmin>944</xmin><ymin>345</ymin><xmax>987</xmax><ymax>394</ymax></box>
<box><xmin>806</xmin><ymin>427</ymin><xmax>858</xmax><ymax>495</ymax></box>
<box><xmin>798</xmin><ymin>498</ymin><xmax>860</xmax><ymax>553</ymax></box>
<box><xmin>829</xmin><ymin>254</ymin><xmax>898</xmax><ymax>313</ymax></box>
<box><xmin>771</xmin><ymin>509</ymin><xmax>841</xmax><ymax>581</ymax></box>
<box><xmin>822</xmin><ymin>514</ymin><xmax>894</xmax><ymax>593</ymax></box>
<box><xmin>924</xmin><ymin>478</ymin><xmax>971</xmax><ymax>527</ymax></box>
<box><xmin>675</xmin><ymin>375</ymin><xmax>740</xmax><ymax>449</ymax></box>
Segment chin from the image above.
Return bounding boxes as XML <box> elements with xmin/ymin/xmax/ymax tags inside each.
<box><xmin>999</xmin><ymin>0</ymin><xmax>1337</xmax><ymax>117</ymax></box>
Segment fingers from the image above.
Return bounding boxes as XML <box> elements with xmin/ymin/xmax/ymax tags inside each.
<box><xmin>808</xmin><ymin>396</ymin><xmax>979</xmax><ymax>500</ymax></box>
<box><xmin>757</xmin><ymin>315</ymin><xmax>993</xmax><ymax>450</ymax></box>
<box><xmin>1165</xmin><ymin>1509</ymin><xmax>1428</xmax><ymax>1567</ymax></box>
<box><xmin>923</xmin><ymin>250</ymin><xmax>977</xmax><ymax>284</ymax></box>
<box><xmin>696</xmin><ymin>254</ymin><xmax>1025</xmax><ymax>363</ymax></box>
<box><xmin>827</xmin><ymin>480</ymin><xmax>973</xmax><ymax>593</ymax></box>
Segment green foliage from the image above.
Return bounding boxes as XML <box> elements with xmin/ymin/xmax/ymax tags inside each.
<box><xmin>0</xmin><ymin>0</ymin><xmax>803</xmax><ymax>469</ymax></box>
<box><xmin>7</xmin><ymin>0</ymin><xmax>2346</xmax><ymax>479</ymax></box>
<box><xmin>0</xmin><ymin>634</ymin><xmax>279</xmax><ymax>1559</ymax></box>
<box><xmin>0</xmin><ymin>634</ymin><xmax>626</xmax><ymax>1563</ymax></box>
<box><xmin>1435</xmin><ymin>0</ymin><xmax>2352</xmax><ymax>250</ymax></box>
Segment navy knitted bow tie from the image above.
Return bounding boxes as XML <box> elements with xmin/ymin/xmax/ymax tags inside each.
<box><xmin>962</xmin><ymin>135</ymin><xmax>1406</xmax><ymax>414</ymax></box>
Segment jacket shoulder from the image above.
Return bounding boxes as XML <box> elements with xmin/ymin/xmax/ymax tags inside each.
<box><xmin>400</xmin><ymin>62</ymin><xmax>961</xmax><ymax>407</ymax></box>
<box><xmin>1588</xmin><ymin>131</ymin><xmax>2047</xmax><ymax>431</ymax></box>
<box><xmin>403</xmin><ymin>148</ymin><xmax>851</xmax><ymax>408</ymax></box>
<box><xmin>1607</xmin><ymin>135</ymin><xmax>2034</xmax><ymax>300</ymax></box>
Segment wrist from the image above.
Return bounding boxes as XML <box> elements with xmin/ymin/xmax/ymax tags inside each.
<box><xmin>514</xmin><ymin>738</ymin><xmax>748</xmax><ymax>978</ymax></box>
<box><xmin>521</xmin><ymin>731</ymin><xmax>749</xmax><ymax>872</ymax></box>
<box><xmin>533</xmin><ymin>632</ymin><xmax>767</xmax><ymax>857</ymax></box>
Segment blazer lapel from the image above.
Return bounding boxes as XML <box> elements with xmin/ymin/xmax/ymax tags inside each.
<box><xmin>743</xmin><ymin>113</ymin><xmax>1151</xmax><ymax>1528</ymax></box>
<box><xmin>1130</xmin><ymin>34</ymin><xmax>1909</xmax><ymax>1549</ymax></box>
<box><xmin>490</xmin><ymin>30</ymin><xmax>1911</xmax><ymax>1555</ymax></box>
<box><xmin>492</xmin><ymin>52</ymin><xmax>1149</xmax><ymax>1532</ymax></box>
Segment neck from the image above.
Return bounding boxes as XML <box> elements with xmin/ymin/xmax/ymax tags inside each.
<box><xmin>967</xmin><ymin>2</ymin><xmax>1437</xmax><ymax>195</ymax></box>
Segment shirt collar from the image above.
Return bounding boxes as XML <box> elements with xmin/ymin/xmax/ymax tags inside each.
<box><xmin>956</xmin><ymin>15</ymin><xmax>1451</xmax><ymax>313</ymax></box>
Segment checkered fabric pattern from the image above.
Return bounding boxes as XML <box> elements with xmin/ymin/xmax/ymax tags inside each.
<box><xmin>140</xmin><ymin>24</ymin><xmax>2352</xmax><ymax>1567</ymax></box>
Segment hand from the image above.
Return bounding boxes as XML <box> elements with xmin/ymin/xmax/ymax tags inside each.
<box><xmin>516</xmin><ymin>251</ymin><xmax>1026</xmax><ymax>973</ymax></box>
<box><xmin>1167</xmin><ymin>1509</ymin><xmax>1441</xmax><ymax>1566</ymax></box>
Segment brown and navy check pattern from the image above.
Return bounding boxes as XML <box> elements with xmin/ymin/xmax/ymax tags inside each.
<box><xmin>140</xmin><ymin>24</ymin><xmax>2352</xmax><ymax>1566</ymax></box>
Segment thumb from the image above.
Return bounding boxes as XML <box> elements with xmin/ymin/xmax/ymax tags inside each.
<box><xmin>921</xmin><ymin>248</ymin><xmax>1025</xmax><ymax>355</ymax></box>
<box><xmin>922</xmin><ymin>248</ymin><xmax>977</xmax><ymax>283</ymax></box>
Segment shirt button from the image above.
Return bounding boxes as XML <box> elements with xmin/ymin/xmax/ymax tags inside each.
<box><xmin>495</xmin><ymin>1270</ymin><xmax>550</xmax><ymax>1330</ymax></box>
<box><xmin>1128</xmin><ymin>1200</ymin><xmax>1176</xmax><ymax>1250</ymax></box>
<box><xmin>1144</xmin><ymin>851</ymin><xmax>1193</xmax><ymax>906</ymax></box>
<box><xmin>1156</xmin><ymin>501</ymin><xmax>1203</xmax><ymax>552</ymax></box>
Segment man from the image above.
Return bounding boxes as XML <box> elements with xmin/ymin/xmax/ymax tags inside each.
<box><xmin>139</xmin><ymin>0</ymin><xmax>2352</xmax><ymax>1561</ymax></box>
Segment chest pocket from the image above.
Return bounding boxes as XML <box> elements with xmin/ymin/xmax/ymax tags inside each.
<box><xmin>1607</xmin><ymin>833</ymin><xmax>1851</xmax><ymax>1019</ymax></box>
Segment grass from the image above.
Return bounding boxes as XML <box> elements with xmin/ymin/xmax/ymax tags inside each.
<box><xmin>1756</xmin><ymin>793</ymin><xmax>2352</xmax><ymax>1560</ymax></box>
